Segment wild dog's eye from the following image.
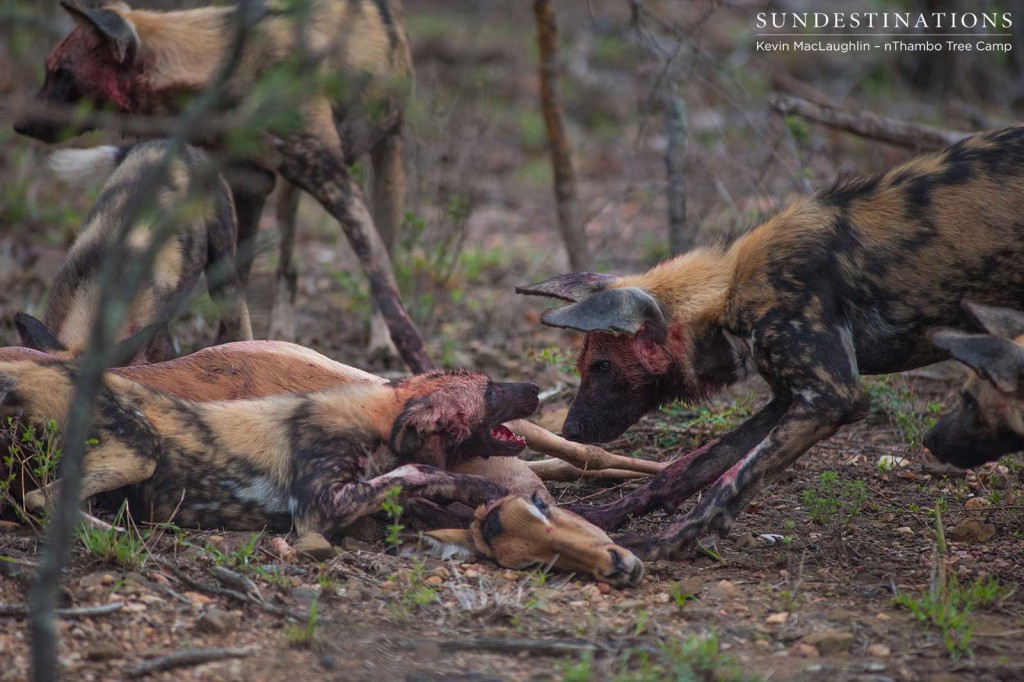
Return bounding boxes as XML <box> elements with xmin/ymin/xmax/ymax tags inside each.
<box><xmin>590</xmin><ymin>359</ymin><xmax>612</xmax><ymax>374</ymax></box>
<box><xmin>532</xmin><ymin>492</ymin><xmax>551</xmax><ymax>518</ymax></box>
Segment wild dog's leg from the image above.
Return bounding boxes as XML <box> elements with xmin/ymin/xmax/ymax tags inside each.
<box><xmin>367</xmin><ymin>132</ymin><xmax>406</xmax><ymax>364</ymax></box>
<box><xmin>623</xmin><ymin>324</ymin><xmax>870</xmax><ymax>560</ymax></box>
<box><xmin>268</xmin><ymin>182</ymin><xmax>300</xmax><ymax>341</ymax></box>
<box><xmin>25</xmin><ymin>441</ymin><xmax>156</xmax><ymax>514</ymax></box>
<box><xmin>571</xmin><ymin>398</ymin><xmax>789</xmax><ymax>530</ymax></box>
<box><xmin>271</xmin><ymin>130</ymin><xmax>434</xmax><ymax>373</ymax></box>
<box><xmin>294</xmin><ymin>464</ymin><xmax>506</xmax><ymax>537</ymax></box>
<box><xmin>207</xmin><ymin>178</ymin><xmax>254</xmax><ymax>344</ymax></box>
<box><xmin>223</xmin><ymin>161</ymin><xmax>276</xmax><ymax>292</ymax></box>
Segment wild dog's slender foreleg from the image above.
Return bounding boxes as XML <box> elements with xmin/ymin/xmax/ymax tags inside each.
<box><xmin>224</xmin><ymin>161</ymin><xmax>276</xmax><ymax>292</ymax></box>
<box><xmin>25</xmin><ymin>441</ymin><xmax>156</xmax><ymax>514</ymax></box>
<box><xmin>268</xmin><ymin>182</ymin><xmax>300</xmax><ymax>341</ymax></box>
<box><xmin>571</xmin><ymin>397</ymin><xmax>789</xmax><ymax>530</ymax></box>
<box><xmin>623</xmin><ymin>323</ymin><xmax>870</xmax><ymax>560</ymax></box>
<box><xmin>271</xmin><ymin>132</ymin><xmax>434</xmax><ymax>373</ymax></box>
<box><xmin>366</xmin><ymin>132</ymin><xmax>406</xmax><ymax>364</ymax></box>
<box><xmin>295</xmin><ymin>464</ymin><xmax>506</xmax><ymax>536</ymax></box>
<box><xmin>207</xmin><ymin>177</ymin><xmax>254</xmax><ymax>344</ymax></box>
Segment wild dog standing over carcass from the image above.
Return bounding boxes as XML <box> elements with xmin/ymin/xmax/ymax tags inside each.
<box><xmin>519</xmin><ymin>125</ymin><xmax>1024</xmax><ymax>560</ymax></box>
<box><xmin>12</xmin><ymin>0</ymin><xmax>427</xmax><ymax>369</ymax></box>
<box><xmin>925</xmin><ymin>301</ymin><xmax>1024</xmax><ymax>467</ymax></box>
<box><xmin>15</xmin><ymin>141</ymin><xmax>252</xmax><ymax>364</ymax></box>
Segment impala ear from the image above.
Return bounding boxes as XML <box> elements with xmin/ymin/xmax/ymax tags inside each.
<box><xmin>962</xmin><ymin>300</ymin><xmax>1024</xmax><ymax>340</ymax></box>
<box><xmin>930</xmin><ymin>328</ymin><xmax>1024</xmax><ymax>396</ymax></box>
<box><xmin>540</xmin><ymin>287</ymin><xmax>666</xmax><ymax>335</ymax></box>
<box><xmin>516</xmin><ymin>272</ymin><xmax>618</xmax><ymax>303</ymax></box>
<box><xmin>421</xmin><ymin>529</ymin><xmax>481</xmax><ymax>561</ymax></box>
<box><xmin>14</xmin><ymin>313</ymin><xmax>66</xmax><ymax>354</ymax></box>
<box><xmin>61</xmin><ymin>1</ymin><xmax>139</xmax><ymax>65</ymax></box>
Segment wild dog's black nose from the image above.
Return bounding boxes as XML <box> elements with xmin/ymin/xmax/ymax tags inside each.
<box><xmin>562</xmin><ymin>421</ymin><xmax>581</xmax><ymax>441</ymax></box>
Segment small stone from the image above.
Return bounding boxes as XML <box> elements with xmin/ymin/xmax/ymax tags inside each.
<box><xmin>949</xmin><ymin>519</ymin><xmax>996</xmax><ymax>544</ymax></box>
<box><xmin>100</xmin><ymin>574</ymin><xmax>115</xmax><ymax>586</ymax></box>
<box><xmin>790</xmin><ymin>642</ymin><xmax>819</xmax><ymax>658</ymax></box>
<box><xmin>502</xmin><ymin>571</ymin><xmax>518</xmax><ymax>581</ymax></box>
<box><xmin>766</xmin><ymin>612</ymin><xmax>789</xmax><ymax>624</ymax></box>
<box><xmin>85</xmin><ymin>642</ymin><xmax>121</xmax><ymax>662</ymax></box>
<box><xmin>196</xmin><ymin>607</ymin><xmax>237</xmax><ymax>635</ymax></box>
<box><xmin>464</xmin><ymin>569</ymin><xmax>481</xmax><ymax>580</ymax></box>
<box><xmin>293</xmin><ymin>533</ymin><xmax>336</xmax><ymax>561</ymax></box>
<box><xmin>205</xmin><ymin>535</ymin><xmax>226</xmax><ymax>551</ymax></box>
<box><xmin>713</xmin><ymin>580</ymin><xmax>741</xmax><ymax>599</ymax></box>
<box><xmin>616</xmin><ymin>599</ymin><xmax>644</xmax><ymax>610</ymax></box>
<box><xmin>877</xmin><ymin>455</ymin><xmax>909</xmax><ymax>471</ymax></box>
<box><xmin>424</xmin><ymin>575</ymin><xmax>443</xmax><ymax>587</ymax></box>
<box><xmin>964</xmin><ymin>497</ymin><xmax>992</xmax><ymax>515</ymax></box>
<box><xmin>291</xmin><ymin>586</ymin><xmax>321</xmax><ymax>608</ymax></box>
<box><xmin>867</xmin><ymin>643</ymin><xmax>891</xmax><ymax>658</ymax></box>
<box><xmin>803</xmin><ymin>629</ymin><xmax>854</xmax><ymax>655</ymax></box>
<box><xmin>538</xmin><ymin>603</ymin><xmax>561</xmax><ymax>616</ymax></box>
<box><xmin>653</xmin><ymin>592</ymin><xmax>671</xmax><ymax>604</ymax></box>
<box><xmin>341</xmin><ymin>588</ymin><xmax>367</xmax><ymax>603</ymax></box>
<box><xmin>341</xmin><ymin>537</ymin><xmax>373</xmax><ymax>552</ymax></box>
<box><xmin>430</xmin><ymin>567</ymin><xmax>451</xmax><ymax>580</ymax></box>
<box><xmin>597</xmin><ymin>582</ymin><xmax>612</xmax><ymax>594</ymax></box>
<box><xmin>183</xmin><ymin>591</ymin><xmax>213</xmax><ymax>607</ymax></box>
<box><xmin>875</xmin><ymin>612</ymin><xmax>891</xmax><ymax>621</ymax></box>
<box><xmin>895</xmin><ymin>527</ymin><xmax>914</xmax><ymax>536</ymax></box>
<box><xmin>267</xmin><ymin>537</ymin><xmax>297</xmax><ymax>563</ymax></box>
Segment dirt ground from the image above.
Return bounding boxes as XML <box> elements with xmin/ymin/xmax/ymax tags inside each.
<box><xmin>1</xmin><ymin>1</ymin><xmax>1023</xmax><ymax>680</ymax></box>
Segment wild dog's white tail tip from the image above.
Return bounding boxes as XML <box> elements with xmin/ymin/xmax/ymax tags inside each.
<box><xmin>48</xmin><ymin>146</ymin><xmax>124</xmax><ymax>187</ymax></box>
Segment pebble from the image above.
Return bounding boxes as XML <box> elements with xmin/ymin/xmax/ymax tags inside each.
<box><xmin>293</xmin><ymin>533</ymin><xmax>336</xmax><ymax>561</ymax></box>
<box><xmin>183</xmin><ymin>591</ymin><xmax>213</xmax><ymax>607</ymax></box>
<box><xmin>424</xmin><ymin>575</ymin><xmax>443</xmax><ymax>587</ymax></box>
<box><xmin>501</xmin><ymin>571</ymin><xmax>518</xmax><ymax>581</ymax></box>
<box><xmin>766</xmin><ymin>612</ymin><xmax>789</xmax><ymax>624</ymax></box>
<box><xmin>964</xmin><ymin>497</ymin><xmax>992</xmax><ymax>515</ymax></box>
<box><xmin>267</xmin><ymin>537</ymin><xmax>297</xmax><ymax>563</ymax></box>
<box><xmin>803</xmin><ymin>629</ymin><xmax>854</xmax><ymax>655</ymax></box>
<box><xmin>790</xmin><ymin>642</ymin><xmax>819</xmax><ymax>657</ymax></box>
<box><xmin>713</xmin><ymin>579</ymin><xmax>741</xmax><ymax>599</ymax></box>
<box><xmin>464</xmin><ymin>569</ymin><xmax>481</xmax><ymax>579</ymax></box>
<box><xmin>867</xmin><ymin>643</ymin><xmax>891</xmax><ymax>658</ymax></box>
<box><xmin>949</xmin><ymin>519</ymin><xmax>996</xmax><ymax>544</ymax></box>
<box><xmin>537</xmin><ymin>603</ymin><xmax>561</xmax><ymax>616</ymax></box>
<box><xmin>84</xmin><ymin>642</ymin><xmax>121</xmax><ymax>662</ymax></box>
<box><xmin>196</xmin><ymin>607</ymin><xmax>238</xmax><ymax>635</ymax></box>
<box><xmin>895</xmin><ymin>527</ymin><xmax>914</xmax><ymax>536</ymax></box>
<box><xmin>597</xmin><ymin>583</ymin><xmax>612</xmax><ymax>594</ymax></box>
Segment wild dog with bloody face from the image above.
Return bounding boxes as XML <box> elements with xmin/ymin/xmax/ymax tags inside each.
<box><xmin>15</xmin><ymin>141</ymin><xmax>252</xmax><ymax>364</ymax></box>
<box><xmin>519</xmin><ymin>125</ymin><xmax>1024</xmax><ymax>560</ymax></box>
<box><xmin>925</xmin><ymin>301</ymin><xmax>1024</xmax><ymax>467</ymax></box>
<box><xmin>2</xmin><ymin>360</ymin><xmax>538</xmax><ymax>541</ymax></box>
<box><xmin>12</xmin><ymin>0</ymin><xmax>424</xmax><ymax>368</ymax></box>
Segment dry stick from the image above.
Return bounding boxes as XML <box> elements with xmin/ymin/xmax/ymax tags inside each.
<box><xmin>508</xmin><ymin>420</ymin><xmax>666</xmax><ymax>475</ymax></box>
<box><xmin>124</xmin><ymin>647</ymin><xmax>259</xmax><ymax>678</ymax></box>
<box><xmin>526</xmin><ymin>459</ymin><xmax>648</xmax><ymax>482</ymax></box>
<box><xmin>769</xmin><ymin>94</ymin><xmax>972</xmax><ymax>150</ymax></box>
<box><xmin>27</xmin><ymin>5</ymin><xmax>261</xmax><ymax>681</ymax></box>
<box><xmin>533</xmin><ymin>0</ymin><xmax>591</xmax><ymax>271</ymax></box>
<box><xmin>1</xmin><ymin>602</ymin><xmax>124</xmax><ymax>618</ymax></box>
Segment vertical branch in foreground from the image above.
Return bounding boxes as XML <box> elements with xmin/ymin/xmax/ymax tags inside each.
<box><xmin>665</xmin><ymin>81</ymin><xmax>690</xmax><ymax>256</ymax></box>
<box><xmin>28</xmin><ymin>4</ymin><xmax>259</xmax><ymax>679</ymax></box>
<box><xmin>533</xmin><ymin>0</ymin><xmax>591</xmax><ymax>272</ymax></box>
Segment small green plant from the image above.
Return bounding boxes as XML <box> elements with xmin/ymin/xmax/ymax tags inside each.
<box><xmin>76</xmin><ymin>501</ymin><xmax>150</xmax><ymax>572</ymax></box>
<box><xmin>801</xmin><ymin>470</ymin><xmax>869</xmax><ymax>530</ymax></box>
<box><xmin>285</xmin><ymin>598</ymin><xmax>318</xmax><ymax>647</ymax></box>
<box><xmin>0</xmin><ymin>416</ymin><xmax>65</xmax><ymax>525</ymax></box>
<box><xmin>867</xmin><ymin>376</ymin><xmax>943</xmax><ymax>449</ymax></box>
<box><xmin>532</xmin><ymin>345</ymin><xmax>577</xmax><ymax>376</ymax></box>
<box><xmin>381</xmin><ymin>484</ymin><xmax>405</xmax><ymax>547</ymax></box>
<box><xmin>669</xmin><ymin>582</ymin><xmax>696</xmax><ymax>609</ymax></box>
<box><xmin>894</xmin><ymin>503</ymin><xmax>1003</xmax><ymax>659</ymax></box>
<box><xmin>388</xmin><ymin>557</ymin><xmax>439</xmax><ymax>614</ymax></box>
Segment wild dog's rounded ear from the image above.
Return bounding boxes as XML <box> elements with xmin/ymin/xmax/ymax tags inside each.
<box><xmin>14</xmin><ymin>313</ymin><xmax>66</xmax><ymax>354</ymax></box>
<box><xmin>516</xmin><ymin>273</ymin><xmax>618</xmax><ymax>303</ymax></box>
<box><xmin>930</xmin><ymin>328</ymin><xmax>1024</xmax><ymax>395</ymax></box>
<box><xmin>61</xmin><ymin>1</ymin><xmax>139</xmax><ymax>65</ymax></box>
<box><xmin>962</xmin><ymin>300</ymin><xmax>1024</xmax><ymax>340</ymax></box>
<box><xmin>540</xmin><ymin>287</ymin><xmax>666</xmax><ymax>336</ymax></box>
<box><xmin>389</xmin><ymin>397</ymin><xmax>429</xmax><ymax>456</ymax></box>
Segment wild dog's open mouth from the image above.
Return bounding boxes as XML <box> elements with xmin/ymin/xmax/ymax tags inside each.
<box><xmin>489</xmin><ymin>424</ymin><xmax>527</xmax><ymax>451</ymax></box>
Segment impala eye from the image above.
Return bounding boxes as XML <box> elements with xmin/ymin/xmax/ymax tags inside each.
<box><xmin>532</xmin><ymin>492</ymin><xmax>551</xmax><ymax>518</ymax></box>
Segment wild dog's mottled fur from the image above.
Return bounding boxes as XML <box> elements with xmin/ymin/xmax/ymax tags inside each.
<box><xmin>925</xmin><ymin>302</ymin><xmax>1024</xmax><ymax>467</ymax></box>
<box><xmin>521</xmin><ymin>125</ymin><xmax>1024</xmax><ymax>559</ymax></box>
<box><xmin>2</xmin><ymin>360</ymin><xmax>538</xmax><ymax>537</ymax></box>
<box><xmin>14</xmin><ymin>0</ymin><xmax>414</xmax><ymax>360</ymax></box>
<box><xmin>17</xmin><ymin>141</ymin><xmax>252</xmax><ymax>364</ymax></box>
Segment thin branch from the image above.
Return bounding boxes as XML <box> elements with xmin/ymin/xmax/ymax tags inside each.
<box><xmin>124</xmin><ymin>647</ymin><xmax>259</xmax><ymax>678</ymax></box>
<box><xmin>769</xmin><ymin>94</ymin><xmax>972</xmax><ymax>150</ymax></box>
<box><xmin>1</xmin><ymin>602</ymin><xmax>124</xmax><ymax>618</ymax></box>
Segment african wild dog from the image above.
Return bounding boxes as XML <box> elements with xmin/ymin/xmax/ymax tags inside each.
<box><xmin>12</xmin><ymin>0</ymin><xmax>423</xmax><ymax>368</ymax></box>
<box><xmin>2</xmin><ymin>359</ymin><xmax>538</xmax><ymax>542</ymax></box>
<box><xmin>14</xmin><ymin>141</ymin><xmax>252</xmax><ymax>364</ymax></box>
<box><xmin>425</xmin><ymin>493</ymin><xmax>645</xmax><ymax>587</ymax></box>
<box><xmin>925</xmin><ymin>301</ymin><xmax>1024</xmax><ymax>467</ymax></box>
<box><xmin>519</xmin><ymin>125</ymin><xmax>1024</xmax><ymax>560</ymax></box>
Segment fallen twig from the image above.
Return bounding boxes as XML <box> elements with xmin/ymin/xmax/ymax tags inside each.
<box><xmin>124</xmin><ymin>646</ymin><xmax>259</xmax><ymax>678</ymax></box>
<box><xmin>510</xmin><ymin>420</ymin><xmax>666</xmax><ymax>475</ymax></box>
<box><xmin>1</xmin><ymin>602</ymin><xmax>124</xmax><ymax>618</ymax></box>
<box><xmin>769</xmin><ymin>94</ymin><xmax>972</xmax><ymax>150</ymax></box>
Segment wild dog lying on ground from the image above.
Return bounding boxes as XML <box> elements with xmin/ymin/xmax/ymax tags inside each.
<box><xmin>15</xmin><ymin>141</ymin><xmax>252</xmax><ymax>364</ymax></box>
<box><xmin>424</xmin><ymin>493</ymin><xmax>644</xmax><ymax>587</ymax></box>
<box><xmin>2</xmin><ymin>359</ymin><xmax>538</xmax><ymax>540</ymax></box>
<box><xmin>519</xmin><ymin>124</ymin><xmax>1024</xmax><ymax>560</ymax></box>
<box><xmin>925</xmin><ymin>301</ymin><xmax>1024</xmax><ymax>467</ymax></box>
<box><xmin>12</xmin><ymin>0</ymin><xmax>424</xmax><ymax>368</ymax></box>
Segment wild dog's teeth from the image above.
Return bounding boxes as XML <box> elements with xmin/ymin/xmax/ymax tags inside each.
<box><xmin>490</xmin><ymin>424</ymin><xmax>526</xmax><ymax>446</ymax></box>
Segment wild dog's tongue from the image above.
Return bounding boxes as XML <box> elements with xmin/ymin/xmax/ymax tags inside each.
<box><xmin>491</xmin><ymin>424</ymin><xmax>526</xmax><ymax>445</ymax></box>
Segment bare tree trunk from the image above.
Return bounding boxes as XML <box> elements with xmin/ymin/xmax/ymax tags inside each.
<box><xmin>665</xmin><ymin>83</ymin><xmax>689</xmax><ymax>256</ymax></box>
<box><xmin>533</xmin><ymin>0</ymin><xmax>591</xmax><ymax>272</ymax></box>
